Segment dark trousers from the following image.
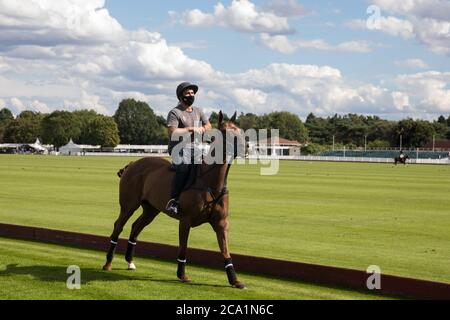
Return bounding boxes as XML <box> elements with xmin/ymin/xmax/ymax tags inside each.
<box><xmin>170</xmin><ymin>163</ymin><xmax>191</xmax><ymax>199</ymax></box>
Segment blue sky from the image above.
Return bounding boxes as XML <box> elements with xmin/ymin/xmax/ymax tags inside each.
<box><xmin>0</xmin><ymin>0</ymin><xmax>448</xmax><ymax>120</ymax></box>
<box><xmin>104</xmin><ymin>0</ymin><xmax>448</xmax><ymax>78</ymax></box>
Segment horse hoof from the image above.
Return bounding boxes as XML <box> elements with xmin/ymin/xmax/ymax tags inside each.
<box><xmin>232</xmin><ymin>281</ymin><xmax>246</xmax><ymax>289</ymax></box>
<box><xmin>127</xmin><ymin>262</ymin><xmax>136</xmax><ymax>270</ymax></box>
<box><xmin>102</xmin><ymin>263</ymin><xmax>112</xmax><ymax>271</ymax></box>
<box><xmin>179</xmin><ymin>275</ymin><xmax>192</xmax><ymax>283</ymax></box>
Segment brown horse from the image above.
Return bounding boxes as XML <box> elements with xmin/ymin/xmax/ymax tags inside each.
<box><xmin>102</xmin><ymin>111</ymin><xmax>246</xmax><ymax>289</ymax></box>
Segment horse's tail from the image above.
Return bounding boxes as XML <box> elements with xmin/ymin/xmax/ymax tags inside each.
<box><xmin>117</xmin><ymin>162</ymin><xmax>133</xmax><ymax>178</ymax></box>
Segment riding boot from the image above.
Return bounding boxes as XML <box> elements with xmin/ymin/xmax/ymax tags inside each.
<box><xmin>166</xmin><ymin>164</ymin><xmax>191</xmax><ymax>215</ymax></box>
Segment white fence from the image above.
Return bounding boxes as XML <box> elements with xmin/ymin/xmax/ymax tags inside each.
<box><xmin>248</xmin><ymin>155</ymin><xmax>450</xmax><ymax>165</ymax></box>
<box><xmin>62</xmin><ymin>152</ymin><xmax>450</xmax><ymax>165</ymax></box>
<box><xmin>83</xmin><ymin>152</ymin><xmax>170</xmax><ymax>157</ymax></box>
<box><xmin>411</xmin><ymin>158</ymin><xmax>450</xmax><ymax>165</ymax></box>
<box><xmin>296</xmin><ymin>155</ymin><xmax>450</xmax><ymax>164</ymax></box>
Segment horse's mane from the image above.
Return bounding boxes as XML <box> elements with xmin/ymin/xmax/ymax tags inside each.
<box><xmin>117</xmin><ymin>162</ymin><xmax>133</xmax><ymax>178</ymax></box>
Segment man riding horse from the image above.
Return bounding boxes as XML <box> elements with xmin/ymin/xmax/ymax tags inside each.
<box><xmin>395</xmin><ymin>150</ymin><xmax>409</xmax><ymax>165</ymax></box>
<box><xmin>102</xmin><ymin>82</ymin><xmax>246</xmax><ymax>289</ymax></box>
<box><xmin>166</xmin><ymin>82</ymin><xmax>212</xmax><ymax>215</ymax></box>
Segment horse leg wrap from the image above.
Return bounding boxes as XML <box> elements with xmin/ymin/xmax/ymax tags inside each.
<box><xmin>177</xmin><ymin>259</ymin><xmax>187</xmax><ymax>279</ymax></box>
<box><xmin>106</xmin><ymin>238</ymin><xmax>118</xmax><ymax>262</ymax></box>
<box><xmin>125</xmin><ymin>240</ymin><xmax>137</xmax><ymax>263</ymax></box>
<box><xmin>224</xmin><ymin>258</ymin><xmax>237</xmax><ymax>285</ymax></box>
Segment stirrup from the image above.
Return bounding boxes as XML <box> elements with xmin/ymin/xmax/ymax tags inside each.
<box><xmin>166</xmin><ymin>199</ymin><xmax>180</xmax><ymax>215</ymax></box>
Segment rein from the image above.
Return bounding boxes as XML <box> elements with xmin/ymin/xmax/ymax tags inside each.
<box><xmin>182</xmin><ymin>127</ymin><xmax>240</xmax><ymax>213</ymax></box>
<box><xmin>189</xmin><ymin>162</ymin><xmax>232</xmax><ymax>213</ymax></box>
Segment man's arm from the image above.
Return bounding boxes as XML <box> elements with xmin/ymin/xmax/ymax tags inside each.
<box><xmin>167</xmin><ymin>109</ymin><xmax>212</xmax><ymax>136</ymax></box>
<box><xmin>203</xmin><ymin>122</ymin><xmax>212</xmax><ymax>131</ymax></box>
<box><xmin>168</xmin><ymin>126</ymin><xmax>207</xmax><ymax>136</ymax></box>
<box><xmin>167</xmin><ymin>110</ymin><xmax>204</xmax><ymax>135</ymax></box>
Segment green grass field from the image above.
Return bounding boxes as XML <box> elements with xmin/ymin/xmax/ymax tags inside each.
<box><xmin>0</xmin><ymin>237</ymin><xmax>389</xmax><ymax>300</ymax></box>
<box><xmin>0</xmin><ymin>154</ymin><xmax>449</xmax><ymax>286</ymax></box>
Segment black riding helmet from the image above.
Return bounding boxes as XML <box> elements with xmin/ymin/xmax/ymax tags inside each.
<box><xmin>176</xmin><ymin>82</ymin><xmax>198</xmax><ymax>100</ymax></box>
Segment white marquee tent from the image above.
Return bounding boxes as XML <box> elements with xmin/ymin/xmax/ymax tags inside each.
<box><xmin>59</xmin><ymin>139</ymin><xmax>101</xmax><ymax>155</ymax></box>
<box><xmin>0</xmin><ymin>138</ymin><xmax>49</xmax><ymax>154</ymax></box>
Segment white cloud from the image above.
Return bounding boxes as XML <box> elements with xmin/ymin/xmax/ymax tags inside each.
<box><xmin>346</xmin><ymin>16</ymin><xmax>414</xmax><ymax>39</ymax></box>
<box><xmin>178</xmin><ymin>1</ymin><xmax>373</xmax><ymax>55</ymax></box>
<box><xmin>0</xmin><ymin>56</ymin><xmax>11</xmax><ymax>72</ymax></box>
<box><xmin>232</xmin><ymin>88</ymin><xmax>268</xmax><ymax>109</ymax></box>
<box><xmin>335</xmin><ymin>41</ymin><xmax>372</xmax><ymax>53</ymax></box>
<box><xmin>0</xmin><ymin>0</ymin><xmax>447</xmax><ymax>121</ymax></box>
<box><xmin>392</xmin><ymin>91</ymin><xmax>411</xmax><ymax>110</ymax></box>
<box><xmin>30</xmin><ymin>100</ymin><xmax>51</xmax><ymax>113</ymax></box>
<box><xmin>295</xmin><ymin>38</ymin><xmax>332</xmax><ymax>51</ymax></box>
<box><xmin>209</xmin><ymin>63</ymin><xmax>394</xmax><ymax>116</ymax></box>
<box><xmin>110</xmin><ymin>90</ymin><xmax>174</xmax><ymax>116</ymax></box>
<box><xmin>180</xmin><ymin>9</ymin><xmax>215</xmax><ymax>27</ymax></box>
<box><xmin>111</xmin><ymin>91</ymin><xmax>151</xmax><ymax>103</ymax></box>
<box><xmin>259</xmin><ymin>34</ymin><xmax>297</xmax><ymax>54</ymax></box>
<box><xmin>0</xmin><ymin>1</ymin><xmax>217</xmax><ymax>115</ymax></box>
<box><xmin>178</xmin><ymin>0</ymin><xmax>293</xmax><ymax>35</ymax></box>
<box><xmin>411</xmin><ymin>16</ymin><xmax>450</xmax><ymax>55</ymax></box>
<box><xmin>394</xmin><ymin>58</ymin><xmax>429</xmax><ymax>69</ymax></box>
<box><xmin>0</xmin><ymin>0</ymin><xmax>125</xmax><ymax>46</ymax></box>
<box><xmin>347</xmin><ymin>0</ymin><xmax>450</xmax><ymax>55</ymax></box>
<box><xmin>259</xmin><ymin>34</ymin><xmax>373</xmax><ymax>53</ymax></box>
<box><xmin>376</xmin><ymin>16</ymin><xmax>415</xmax><ymax>38</ymax></box>
<box><xmin>3</xmin><ymin>46</ymin><xmax>59</xmax><ymax>60</ymax></box>
<box><xmin>373</xmin><ymin>0</ymin><xmax>450</xmax><ymax>21</ymax></box>
<box><xmin>394</xmin><ymin>71</ymin><xmax>450</xmax><ymax>112</ymax></box>
<box><xmin>63</xmin><ymin>91</ymin><xmax>110</xmax><ymax>115</ymax></box>
<box><xmin>10</xmin><ymin>97</ymin><xmax>26</xmax><ymax>113</ymax></box>
<box><xmin>0</xmin><ymin>73</ymin><xmax>79</xmax><ymax>99</ymax></box>
<box><xmin>263</xmin><ymin>0</ymin><xmax>309</xmax><ymax>17</ymax></box>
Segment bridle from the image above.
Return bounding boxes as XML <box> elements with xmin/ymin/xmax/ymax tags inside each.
<box><xmin>186</xmin><ymin>126</ymin><xmax>243</xmax><ymax>213</ymax></box>
<box><xmin>190</xmin><ymin>162</ymin><xmax>231</xmax><ymax>213</ymax></box>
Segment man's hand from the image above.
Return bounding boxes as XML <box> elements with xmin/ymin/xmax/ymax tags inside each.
<box><xmin>190</xmin><ymin>127</ymin><xmax>206</xmax><ymax>134</ymax></box>
<box><xmin>168</xmin><ymin>126</ymin><xmax>208</xmax><ymax>135</ymax></box>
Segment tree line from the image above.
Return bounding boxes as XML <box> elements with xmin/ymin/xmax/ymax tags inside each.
<box><xmin>1</xmin><ymin>98</ymin><xmax>449</xmax><ymax>149</ymax></box>
<box><xmin>303</xmin><ymin>113</ymin><xmax>450</xmax><ymax>150</ymax></box>
<box><xmin>215</xmin><ymin>111</ymin><xmax>450</xmax><ymax>150</ymax></box>
<box><xmin>0</xmin><ymin>99</ymin><xmax>167</xmax><ymax>148</ymax></box>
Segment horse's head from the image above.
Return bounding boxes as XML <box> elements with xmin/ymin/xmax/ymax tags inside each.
<box><xmin>218</xmin><ymin>111</ymin><xmax>245</xmax><ymax>161</ymax></box>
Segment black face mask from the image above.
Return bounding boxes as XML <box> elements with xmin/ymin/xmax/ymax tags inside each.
<box><xmin>182</xmin><ymin>95</ymin><xmax>195</xmax><ymax>106</ymax></box>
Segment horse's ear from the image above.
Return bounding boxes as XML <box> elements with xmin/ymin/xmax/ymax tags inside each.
<box><xmin>218</xmin><ymin>111</ymin><xmax>223</xmax><ymax>126</ymax></box>
<box><xmin>230</xmin><ymin>111</ymin><xmax>237</xmax><ymax>123</ymax></box>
